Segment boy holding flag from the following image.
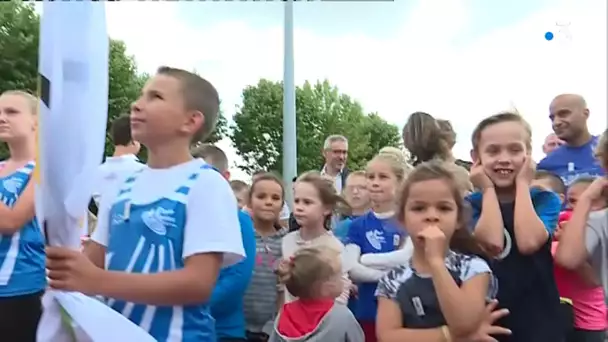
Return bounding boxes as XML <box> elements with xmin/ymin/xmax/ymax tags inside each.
<box><xmin>46</xmin><ymin>67</ymin><xmax>245</xmax><ymax>342</ymax></box>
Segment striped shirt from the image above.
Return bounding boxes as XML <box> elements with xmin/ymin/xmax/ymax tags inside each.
<box><xmin>243</xmin><ymin>227</ymin><xmax>287</xmax><ymax>334</ymax></box>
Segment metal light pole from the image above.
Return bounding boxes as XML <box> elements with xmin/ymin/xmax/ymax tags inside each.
<box><xmin>282</xmin><ymin>0</ymin><xmax>297</xmax><ymax>207</ymax></box>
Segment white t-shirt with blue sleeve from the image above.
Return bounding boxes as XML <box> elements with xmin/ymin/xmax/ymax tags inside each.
<box><xmin>92</xmin><ymin>158</ymin><xmax>244</xmax><ymax>341</ymax></box>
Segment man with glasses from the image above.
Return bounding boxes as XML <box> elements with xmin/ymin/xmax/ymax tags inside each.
<box><xmin>321</xmin><ymin>134</ymin><xmax>350</xmax><ymax>192</ymax></box>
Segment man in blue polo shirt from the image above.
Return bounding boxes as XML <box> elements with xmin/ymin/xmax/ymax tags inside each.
<box><xmin>538</xmin><ymin>94</ymin><xmax>604</xmax><ymax>185</ymax></box>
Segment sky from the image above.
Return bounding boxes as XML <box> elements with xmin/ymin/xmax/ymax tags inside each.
<box><xmin>74</xmin><ymin>0</ymin><xmax>608</xmax><ymax>181</ymax></box>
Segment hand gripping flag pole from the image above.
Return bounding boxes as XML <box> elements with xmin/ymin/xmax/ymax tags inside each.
<box><xmin>34</xmin><ymin>2</ymin><xmax>155</xmax><ymax>341</ymax></box>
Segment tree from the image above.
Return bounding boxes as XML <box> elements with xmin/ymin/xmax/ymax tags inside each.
<box><xmin>0</xmin><ymin>2</ymin><xmax>227</xmax><ymax>161</ymax></box>
<box><xmin>106</xmin><ymin>40</ymin><xmax>149</xmax><ymax>159</ymax></box>
<box><xmin>230</xmin><ymin>79</ymin><xmax>401</xmax><ymax>175</ymax></box>
<box><xmin>360</xmin><ymin>112</ymin><xmax>401</xmax><ymax>162</ymax></box>
<box><xmin>0</xmin><ymin>2</ymin><xmax>146</xmax><ymax>160</ymax></box>
<box><xmin>0</xmin><ymin>2</ymin><xmax>39</xmax><ymax>95</ymax></box>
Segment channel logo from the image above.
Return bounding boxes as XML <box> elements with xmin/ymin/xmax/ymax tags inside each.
<box><xmin>545</xmin><ymin>21</ymin><xmax>572</xmax><ymax>42</ymax></box>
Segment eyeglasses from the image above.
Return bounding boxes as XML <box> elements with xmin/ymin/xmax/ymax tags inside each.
<box><xmin>345</xmin><ymin>185</ymin><xmax>366</xmax><ymax>193</ymax></box>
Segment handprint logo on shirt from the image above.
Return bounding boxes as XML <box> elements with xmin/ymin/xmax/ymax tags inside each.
<box><xmin>366</xmin><ymin>230</ymin><xmax>386</xmax><ymax>251</ymax></box>
<box><xmin>141</xmin><ymin>207</ymin><xmax>176</xmax><ymax>236</ymax></box>
<box><xmin>2</xmin><ymin>177</ymin><xmax>22</xmax><ymax>196</ymax></box>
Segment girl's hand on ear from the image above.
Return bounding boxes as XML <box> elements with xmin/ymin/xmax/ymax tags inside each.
<box><xmin>470</xmin><ymin>160</ymin><xmax>494</xmax><ymax>190</ymax></box>
<box><xmin>417</xmin><ymin>225</ymin><xmax>446</xmax><ymax>264</ymax></box>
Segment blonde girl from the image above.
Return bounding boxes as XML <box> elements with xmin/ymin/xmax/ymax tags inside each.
<box><xmin>243</xmin><ymin>173</ymin><xmax>288</xmax><ymax>341</ymax></box>
<box><xmin>281</xmin><ymin>171</ymin><xmax>352</xmax><ymax>305</ymax></box>
<box><xmin>269</xmin><ymin>247</ymin><xmax>364</xmax><ymax>342</ymax></box>
<box><xmin>0</xmin><ymin>90</ymin><xmax>44</xmax><ymax>341</ymax></box>
<box><xmin>343</xmin><ymin>149</ymin><xmax>411</xmax><ymax>342</ymax></box>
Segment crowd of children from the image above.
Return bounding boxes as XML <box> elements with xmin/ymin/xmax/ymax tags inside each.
<box><xmin>0</xmin><ymin>67</ymin><xmax>605</xmax><ymax>342</ymax></box>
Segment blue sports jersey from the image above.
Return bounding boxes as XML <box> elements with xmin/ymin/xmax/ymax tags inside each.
<box><xmin>105</xmin><ymin>164</ymin><xmax>217</xmax><ymax>342</ymax></box>
<box><xmin>537</xmin><ymin>136</ymin><xmax>604</xmax><ymax>186</ymax></box>
<box><xmin>345</xmin><ymin>211</ymin><xmax>404</xmax><ymax>322</ymax></box>
<box><xmin>0</xmin><ymin>161</ymin><xmax>45</xmax><ymax>297</ymax></box>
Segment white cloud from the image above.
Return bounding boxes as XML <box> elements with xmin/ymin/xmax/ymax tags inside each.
<box><xmin>103</xmin><ymin>0</ymin><xmax>607</xmax><ymax>181</ymax></box>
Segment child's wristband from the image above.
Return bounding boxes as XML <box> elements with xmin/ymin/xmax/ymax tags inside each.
<box><xmin>441</xmin><ymin>325</ymin><xmax>452</xmax><ymax>342</ymax></box>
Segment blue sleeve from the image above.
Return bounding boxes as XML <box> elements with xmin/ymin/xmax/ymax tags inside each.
<box><xmin>344</xmin><ymin>217</ymin><xmax>364</xmax><ymax>247</ymax></box>
<box><xmin>209</xmin><ymin>211</ymin><xmax>256</xmax><ymax>316</ymax></box>
<box><xmin>536</xmin><ymin>156</ymin><xmax>549</xmax><ymax>171</ymax></box>
<box><xmin>532</xmin><ymin>190</ymin><xmax>561</xmax><ymax>235</ymax></box>
<box><xmin>465</xmin><ymin>192</ymin><xmax>482</xmax><ymax>232</ymax></box>
<box><xmin>333</xmin><ymin>219</ymin><xmax>352</xmax><ymax>243</ymax></box>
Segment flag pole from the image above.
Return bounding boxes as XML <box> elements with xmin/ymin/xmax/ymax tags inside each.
<box><xmin>282</xmin><ymin>0</ymin><xmax>296</xmax><ymax>207</ymax></box>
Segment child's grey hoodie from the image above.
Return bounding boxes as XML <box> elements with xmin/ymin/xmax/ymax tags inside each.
<box><xmin>268</xmin><ymin>303</ymin><xmax>364</xmax><ymax>342</ymax></box>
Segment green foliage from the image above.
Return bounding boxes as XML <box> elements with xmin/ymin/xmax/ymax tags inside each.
<box><xmin>230</xmin><ymin>79</ymin><xmax>401</xmax><ymax>175</ymax></box>
<box><xmin>0</xmin><ymin>2</ymin><xmax>39</xmax><ymax>94</ymax></box>
<box><xmin>0</xmin><ymin>2</ymin><xmax>38</xmax><ymax>159</ymax></box>
<box><xmin>107</xmin><ymin>41</ymin><xmax>149</xmax><ymax>159</ymax></box>
<box><xmin>0</xmin><ymin>2</ymin><xmax>227</xmax><ymax>162</ymax></box>
<box><xmin>360</xmin><ymin>112</ymin><xmax>401</xmax><ymax>162</ymax></box>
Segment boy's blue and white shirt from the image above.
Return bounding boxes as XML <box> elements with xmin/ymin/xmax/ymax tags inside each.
<box><xmin>0</xmin><ymin>161</ymin><xmax>45</xmax><ymax>297</ymax></box>
<box><xmin>92</xmin><ymin>158</ymin><xmax>245</xmax><ymax>342</ymax></box>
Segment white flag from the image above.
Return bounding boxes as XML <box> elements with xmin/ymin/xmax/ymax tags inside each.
<box><xmin>34</xmin><ymin>2</ymin><xmax>154</xmax><ymax>341</ymax></box>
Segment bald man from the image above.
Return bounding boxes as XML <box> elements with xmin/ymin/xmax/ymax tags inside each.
<box><xmin>538</xmin><ymin>94</ymin><xmax>604</xmax><ymax>185</ymax></box>
<box><xmin>542</xmin><ymin>133</ymin><xmax>564</xmax><ymax>155</ymax></box>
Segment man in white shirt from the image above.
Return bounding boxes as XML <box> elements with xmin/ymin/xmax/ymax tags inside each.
<box><xmin>92</xmin><ymin>114</ymin><xmax>144</xmax><ymax>206</ymax></box>
<box><xmin>320</xmin><ymin>134</ymin><xmax>349</xmax><ymax>193</ymax></box>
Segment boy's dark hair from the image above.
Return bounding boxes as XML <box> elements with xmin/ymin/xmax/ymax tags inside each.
<box><xmin>397</xmin><ymin>160</ymin><xmax>483</xmax><ymax>256</ymax></box>
<box><xmin>191</xmin><ymin>143</ymin><xmax>228</xmax><ymax>172</ymax></box>
<box><xmin>403</xmin><ymin>112</ymin><xmax>453</xmax><ymax>165</ymax></box>
<box><xmin>110</xmin><ymin>114</ymin><xmax>133</xmax><ymax>146</ymax></box>
<box><xmin>534</xmin><ymin>170</ymin><xmax>566</xmax><ymax>195</ymax></box>
<box><xmin>156</xmin><ymin>66</ymin><xmax>220</xmax><ymax>143</ymax></box>
<box><xmin>230</xmin><ymin>180</ymin><xmax>249</xmax><ymax>193</ymax></box>
<box><xmin>471</xmin><ymin>112</ymin><xmax>532</xmax><ymax>152</ymax></box>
